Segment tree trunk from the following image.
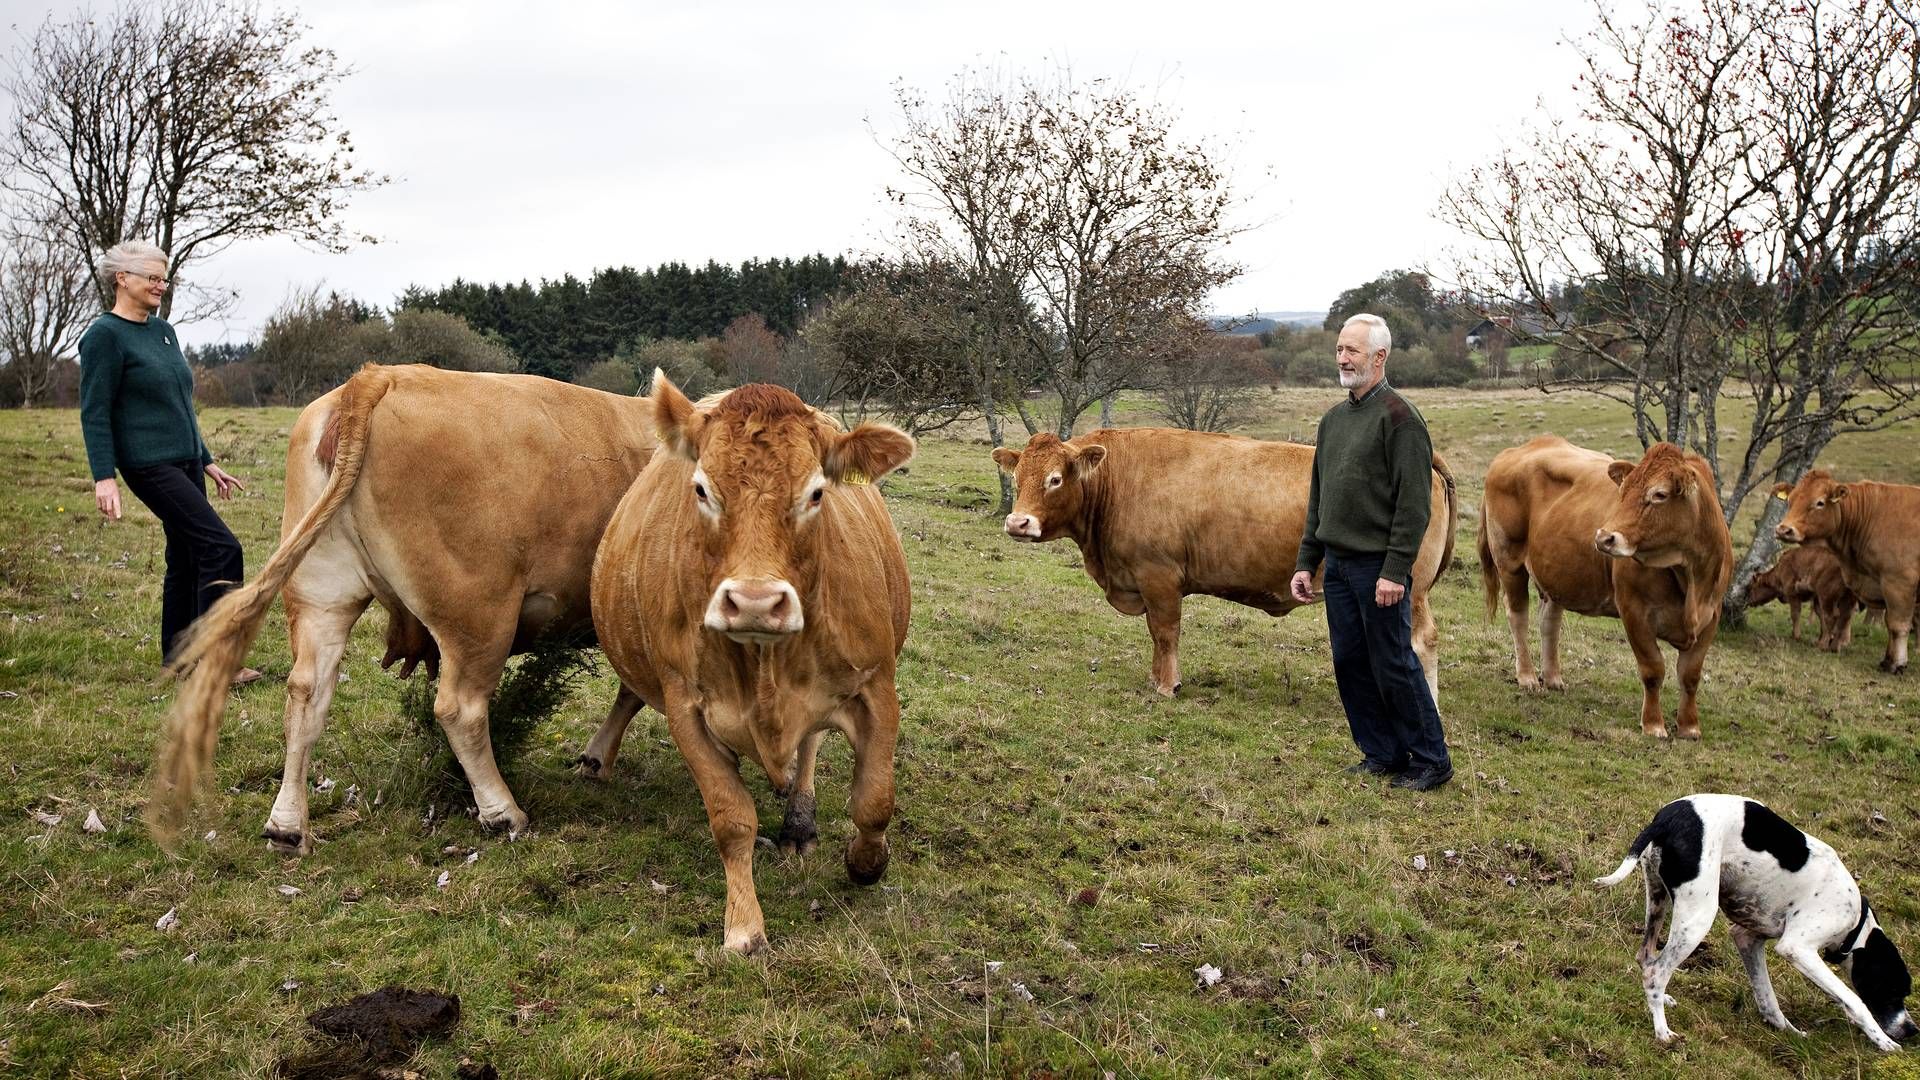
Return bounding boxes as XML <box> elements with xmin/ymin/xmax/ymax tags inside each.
<box><xmin>1099</xmin><ymin>393</ymin><xmax>1114</xmax><ymax>427</ymax></box>
<box><xmin>981</xmin><ymin>387</ymin><xmax>1015</xmax><ymax>516</ymax></box>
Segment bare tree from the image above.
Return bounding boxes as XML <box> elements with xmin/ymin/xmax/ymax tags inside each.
<box><xmin>1152</xmin><ymin>327</ymin><xmax>1267</xmax><ymax>432</ymax></box>
<box><xmin>0</xmin><ymin>222</ymin><xmax>92</xmax><ymax>407</ymax></box>
<box><xmin>884</xmin><ymin>66</ymin><xmax>1241</xmax><ymax>507</ymax></box>
<box><xmin>802</xmin><ymin>260</ymin><xmax>993</xmax><ymax>435</ymax></box>
<box><xmin>719</xmin><ymin>313</ymin><xmax>784</xmax><ymax>386</ymax></box>
<box><xmin>1440</xmin><ymin>0</ymin><xmax>1920</xmax><ymax>625</ymax></box>
<box><xmin>2</xmin><ymin>0</ymin><xmax>385</xmax><ymax>320</ymax></box>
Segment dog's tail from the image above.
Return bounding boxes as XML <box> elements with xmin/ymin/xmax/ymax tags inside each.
<box><xmin>1592</xmin><ymin>815</ymin><xmax>1664</xmax><ymax>887</ymax></box>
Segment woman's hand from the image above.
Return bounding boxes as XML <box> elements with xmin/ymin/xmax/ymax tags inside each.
<box><xmin>205</xmin><ymin>463</ymin><xmax>246</xmax><ymax>499</ymax></box>
<box><xmin>95</xmin><ymin>478</ymin><xmax>122</xmax><ymax>520</ymax></box>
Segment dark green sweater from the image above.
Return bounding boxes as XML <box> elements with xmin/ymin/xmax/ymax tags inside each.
<box><xmin>78</xmin><ymin>313</ymin><xmax>212</xmax><ymax>482</ymax></box>
<box><xmin>1293</xmin><ymin>381</ymin><xmax>1433</xmax><ymax>586</ymax></box>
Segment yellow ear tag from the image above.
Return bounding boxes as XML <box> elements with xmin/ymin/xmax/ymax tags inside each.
<box><xmin>843</xmin><ymin>468</ymin><xmax>870</xmax><ymax>486</ymax></box>
<box><xmin>1774</xmin><ymin>491</ymin><xmax>1789</xmax><ymax>501</ymax></box>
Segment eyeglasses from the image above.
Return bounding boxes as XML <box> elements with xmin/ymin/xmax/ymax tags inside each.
<box><xmin>119</xmin><ymin>271</ymin><xmax>169</xmax><ymax>286</ymax></box>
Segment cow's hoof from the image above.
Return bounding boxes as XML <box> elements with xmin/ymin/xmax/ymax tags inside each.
<box><xmin>1881</xmin><ymin>658</ymin><xmax>1907</xmax><ymax>674</ymax></box>
<box><xmin>724</xmin><ymin>929</ymin><xmax>770</xmax><ymax>956</ymax></box>
<box><xmin>1517</xmin><ymin>675</ymin><xmax>1541</xmax><ymax>692</ymax></box>
<box><xmin>1643</xmin><ymin>724</ymin><xmax>1670</xmax><ymax>739</ymax></box>
<box><xmin>846</xmin><ymin>838</ymin><xmax>889</xmax><ymax>886</ymax></box>
<box><xmin>262</xmin><ymin>825</ymin><xmax>309</xmax><ymax>855</ymax></box>
<box><xmin>1544</xmin><ymin>675</ymin><xmax>1566</xmax><ymax>692</ymax></box>
<box><xmin>1675</xmin><ymin>726</ymin><xmax>1702</xmax><ymax>741</ymax></box>
<box><xmin>478</xmin><ymin>805</ymin><xmax>530</xmax><ymax>838</ymax></box>
<box><xmin>1151</xmin><ymin>681</ymin><xmax>1180</xmax><ymax>698</ymax></box>
<box><xmin>572</xmin><ymin>753</ymin><xmax>609</xmax><ymax>780</ymax></box>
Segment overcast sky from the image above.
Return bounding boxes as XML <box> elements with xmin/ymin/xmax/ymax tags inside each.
<box><xmin>3</xmin><ymin>0</ymin><xmax>1594</xmax><ymax>346</ymax></box>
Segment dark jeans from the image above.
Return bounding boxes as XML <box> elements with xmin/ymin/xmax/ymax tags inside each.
<box><xmin>1322</xmin><ymin>549</ymin><xmax>1450</xmax><ymax>772</ymax></box>
<box><xmin>119</xmin><ymin>459</ymin><xmax>244</xmax><ymax>664</ymax></box>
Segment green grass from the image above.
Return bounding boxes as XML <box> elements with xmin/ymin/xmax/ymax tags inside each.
<box><xmin>2</xmin><ymin>391</ymin><xmax>1918</xmax><ymax>1077</ymax></box>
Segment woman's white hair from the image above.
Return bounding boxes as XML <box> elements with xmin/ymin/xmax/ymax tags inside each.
<box><xmin>97</xmin><ymin>241</ymin><xmax>169</xmax><ymax>291</ymax></box>
<box><xmin>1341</xmin><ymin>312</ymin><xmax>1392</xmax><ymax>356</ymax></box>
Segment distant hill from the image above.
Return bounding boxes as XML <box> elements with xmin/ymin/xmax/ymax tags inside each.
<box><xmin>1209</xmin><ymin>310</ymin><xmax>1324</xmax><ymax>336</ymax></box>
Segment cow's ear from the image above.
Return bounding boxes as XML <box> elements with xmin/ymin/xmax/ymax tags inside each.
<box><xmin>991</xmin><ymin>447</ymin><xmax>1021</xmax><ymax>474</ymax></box>
<box><xmin>1831</xmin><ymin>484</ymin><xmax>1849</xmax><ymax>501</ymax></box>
<box><xmin>828</xmin><ymin>422</ymin><xmax>915</xmax><ymax>485</ymax></box>
<box><xmin>1607</xmin><ymin>460</ymin><xmax>1634</xmax><ymax>486</ymax></box>
<box><xmin>1771</xmin><ymin>481</ymin><xmax>1793</xmax><ymax>500</ymax></box>
<box><xmin>650</xmin><ymin>368</ymin><xmax>706</xmax><ymax>461</ymax></box>
<box><xmin>1075</xmin><ymin>444</ymin><xmax>1108</xmax><ymax>477</ymax></box>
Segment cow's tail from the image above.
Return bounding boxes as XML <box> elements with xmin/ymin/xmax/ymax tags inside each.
<box><xmin>1477</xmin><ymin>501</ymin><xmax>1501</xmax><ymax>624</ymax></box>
<box><xmin>1430</xmin><ymin>452</ymin><xmax>1459</xmax><ymax>593</ymax></box>
<box><xmin>1593</xmin><ymin>815</ymin><xmax>1663</xmax><ymax>887</ymax></box>
<box><xmin>146</xmin><ymin>365</ymin><xmax>394</xmax><ymax>845</ymax></box>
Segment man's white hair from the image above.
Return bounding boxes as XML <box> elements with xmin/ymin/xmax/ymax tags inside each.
<box><xmin>1341</xmin><ymin>313</ymin><xmax>1392</xmax><ymax>356</ymax></box>
<box><xmin>97</xmin><ymin>241</ymin><xmax>169</xmax><ymax>291</ymax></box>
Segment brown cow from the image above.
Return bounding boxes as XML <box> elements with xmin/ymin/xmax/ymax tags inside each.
<box><xmin>990</xmin><ymin>428</ymin><xmax>1457</xmax><ymax>702</ymax></box>
<box><xmin>1745</xmin><ymin>544</ymin><xmax>1861</xmax><ymax>651</ymax></box>
<box><xmin>1479</xmin><ymin>437</ymin><xmax>1732</xmax><ymax>738</ymax></box>
<box><xmin>149</xmin><ymin>365</ymin><xmax>656</xmax><ymax>850</ymax></box>
<box><xmin>1774</xmin><ymin>470</ymin><xmax>1920</xmax><ymax>673</ymax></box>
<box><xmin>590</xmin><ymin>374</ymin><xmax>914</xmax><ymax>954</ymax></box>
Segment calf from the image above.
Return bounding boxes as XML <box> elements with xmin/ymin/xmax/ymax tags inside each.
<box><xmin>1745</xmin><ymin>544</ymin><xmax>1860</xmax><ymax>651</ymax></box>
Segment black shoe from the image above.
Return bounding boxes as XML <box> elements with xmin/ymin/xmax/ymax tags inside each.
<box><xmin>1343</xmin><ymin>760</ymin><xmax>1405</xmax><ymax>776</ymax></box>
<box><xmin>1390</xmin><ymin>765</ymin><xmax>1454</xmax><ymax>791</ymax></box>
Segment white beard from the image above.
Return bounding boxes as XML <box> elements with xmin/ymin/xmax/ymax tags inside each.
<box><xmin>1338</xmin><ymin>369</ymin><xmax>1361</xmax><ymax>388</ymax></box>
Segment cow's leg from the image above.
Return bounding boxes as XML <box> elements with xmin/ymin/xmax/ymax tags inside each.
<box><xmin>263</xmin><ymin>594</ymin><xmax>370</xmax><ymax>854</ymax></box>
<box><xmin>1730</xmin><ymin>924</ymin><xmax>1801</xmax><ymax>1035</ymax></box>
<box><xmin>433</xmin><ymin>633</ymin><xmax>525</xmax><ymax>836</ymax></box>
<box><xmin>778</xmin><ymin>728</ymin><xmax>826</xmax><ymax>856</ymax></box>
<box><xmin>1788</xmin><ymin>598</ymin><xmax>1803</xmax><ymax>641</ymax></box>
<box><xmin>1880</xmin><ymin>580</ymin><xmax>1914</xmax><ymax>674</ymax></box>
<box><xmin>1539</xmin><ymin>599</ymin><xmax>1567</xmax><ymax>691</ymax></box>
<box><xmin>663</xmin><ymin>688</ymin><xmax>766</xmax><ymax>954</ymax></box>
<box><xmin>844</xmin><ymin>679</ymin><xmax>899</xmax><ymax>887</ymax></box>
<box><xmin>1619</xmin><ymin>606</ymin><xmax>1669</xmax><ymax>738</ymax></box>
<box><xmin>1671</xmin><ymin>621</ymin><xmax>1715</xmax><ymax>741</ymax></box>
<box><xmin>1410</xmin><ymin>586</ymin><xmax>1441</xmax><ymax>708</ymax></box>
<box><xmin>574</xmin><ymin>684</ymin><xmax>646</xmax><ymax>780</ymax></box>
<box><xmin>1141</xmin><ymin>580</ymin><xmax>1184</xmax><ymax>696</ymax></box>
<box><xmin>1502</xmin><ymin>570</ymin><xmax>1539</xmax><ymax>690</ymax></box>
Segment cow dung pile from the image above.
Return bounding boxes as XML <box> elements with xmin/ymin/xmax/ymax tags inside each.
<box><xmin>275</xmin><ymin>987</ymin><xmax>471</xmax><ymax>1079</ymax></box>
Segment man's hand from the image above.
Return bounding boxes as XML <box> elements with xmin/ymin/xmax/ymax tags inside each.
<box><xmin>1374</xmin><ymin>577</ymin><xmax>1405</xmax><ymax>607</ymax></box>
<box><xmin>95</xmin><ymin>478</ymin><xmax>121</xmax><ymax>520</ymax></box>
<box><xmin>1289</xmin><ymin>570</ymin><xmax>1315</xmax><ymax>604</ymax></box>
<box><xmin>205</xmin><ymin>463</ymin><xmax>246</xmax><ymax>499</ymax></box>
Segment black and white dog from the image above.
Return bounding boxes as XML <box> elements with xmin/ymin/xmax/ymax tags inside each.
<box><xmin>1596</xmin><ymin>793</ymin><xmax>1915</xmax><ymax>1051</ymax></box>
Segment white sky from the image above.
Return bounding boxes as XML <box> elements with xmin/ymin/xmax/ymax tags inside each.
<box><xmin>2</xmin><ymin>0</ymin><xmax>1593</xmax><ymax>347</ymax></box>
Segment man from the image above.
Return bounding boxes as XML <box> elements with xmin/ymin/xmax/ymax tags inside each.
<box><xmin>1288</xmin><ymin>313</ymin><xmax>1452</xmax><ymax>791</ymax></box>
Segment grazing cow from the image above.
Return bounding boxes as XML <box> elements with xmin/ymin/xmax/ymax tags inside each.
<box><xmin>1745</xmin><ymin>544</ymin><xmax>1861</xmax><ymax>651</ymax></box>
<box><xmin>150</xmin><ymin>365</ymin><xmax>656</xmax><ymax>850</ymax></box>
<box><xmin>1774</xmin><ymin>470</ymin><xmax>1920</xmax><ymax>674</ymax></box>
<box><xmin>1479</xmin><ymin>437</ymin><xmax>1732</xmax><ymax>738</ymax></box>
<box><xmin>590</xmin><ymin>374</ymin><xmax>914</xmax><ymax>954</ymax></box>
<box><xmin>990</xmin><ymin>429</ymin><xmax>1457</xmax><ymax>702</ymax></box>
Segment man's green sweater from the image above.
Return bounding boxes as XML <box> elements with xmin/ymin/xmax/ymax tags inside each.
<box><xmin>78</xmin><ymin>313</ymin><xmax>212</xmax><ymax>482</ymax></box>
<box><xmin>1293</xmin><ymin>380</ymin><xmax>1433</xmax><ymax>586</ymax></box>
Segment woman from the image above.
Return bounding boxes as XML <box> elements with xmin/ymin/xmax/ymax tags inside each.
<box><xmin>80</xmin><ymin>241</ymin><xmax>260</xmax><ymax>684</ymax></box>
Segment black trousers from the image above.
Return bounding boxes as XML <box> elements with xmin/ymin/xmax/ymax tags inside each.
<box><xmin>119</xmin><ymin>459</ymin><xmax>245</xmax><ymax>664</ymax></box>
<box><xmin>1321</xmin><ymin>549</ymin><xmax>1450</xmax><ymax>772</ymax></box>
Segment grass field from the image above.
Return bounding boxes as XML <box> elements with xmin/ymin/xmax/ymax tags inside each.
<box><xmin>3</xmin><ymin>387</ymin><xmax>1919</xmax><ymax>1078</ymax></box>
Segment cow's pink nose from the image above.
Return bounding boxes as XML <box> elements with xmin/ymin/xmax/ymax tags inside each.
<box><xmin>710</xmin><ymin>578</ymin><xmax>803</xmax><ymax>636</ymax></box>
<box><xmin>1005</xmin><ymin>513</ymin><xmax>1040</xmax><ymax>538</ymax></box>
<box><xmin>1595</xmin><ymin>529</ymin><xmax>1623</xmax><ymax>553</ymax></box>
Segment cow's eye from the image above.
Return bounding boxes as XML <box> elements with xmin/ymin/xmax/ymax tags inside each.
<box><xmin>810</xmin><ymin>487</ymin><xmax>824</xmax><ymax>505</ymax></box>
<box><xmin>694</xmin><ymin>482</ymin><xmax>709</xmax><ymax>503</ymax></box>
<box><xmin>1649</xmin><ymin>489</ymin><xmax>1668</xmax><ymax>502</ymax></box>
<box><xmin>1046</xmin><ymin>474</ymin><xmax>1063</xmax><ymax>489</ymax></box>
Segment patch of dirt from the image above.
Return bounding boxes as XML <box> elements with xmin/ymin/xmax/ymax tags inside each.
<box><xmin>275</xmin><ymin>987</ymin><xmax>461</xmax><ymax>1079</ymax></box>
